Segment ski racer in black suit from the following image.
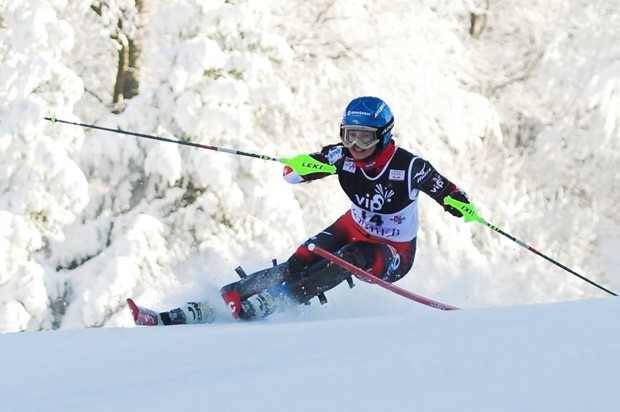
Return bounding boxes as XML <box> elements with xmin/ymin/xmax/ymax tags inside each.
<box><xmin>219</xmin><ymin>96</ymin><xmax>471</xmax><ymax>320</ymax></box>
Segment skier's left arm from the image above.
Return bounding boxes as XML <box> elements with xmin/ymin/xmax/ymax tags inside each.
<box><xmin>412</xmin><ymin>158</ymin><xmax>470</xmax><ymax>218</ymax></box>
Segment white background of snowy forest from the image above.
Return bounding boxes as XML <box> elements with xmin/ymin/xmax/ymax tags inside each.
<box><xmin>1</xmin><ymin>0</ymin><xmax>619</xmax><ymax>334</ymax></box>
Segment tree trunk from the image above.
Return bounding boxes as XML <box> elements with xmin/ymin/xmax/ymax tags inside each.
<box><xmin>112</xmin><ymin>0</ymin><xmax>149</xmax><ymax>112</ymax></box>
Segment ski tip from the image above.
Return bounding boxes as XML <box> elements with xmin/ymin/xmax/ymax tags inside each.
<box><xmin>126</xmin><ymin>298</ymin><xmax>139</xmax><ymax>322</ymax></box>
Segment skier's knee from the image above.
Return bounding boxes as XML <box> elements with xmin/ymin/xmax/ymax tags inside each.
<box><xmin>335</xmin><ymin>241</ymin><xmax>375</xmax><ymax>269</ymax></box>
<box><xmin>337</xmin><ymin>241</ymin><xmax>405</xmax><ymax>282</ymax></box>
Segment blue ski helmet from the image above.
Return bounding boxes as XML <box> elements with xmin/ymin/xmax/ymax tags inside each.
<box><xmin>340</xmin><ymin>96</ymin><xmax>395</xmax><ymax>149</ymax></box>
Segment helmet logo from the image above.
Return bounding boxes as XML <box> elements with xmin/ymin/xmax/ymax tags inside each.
<box><xmin>381</xmin><ymin>121</ymin><xmax>394</xmax><ymax>136</ymax></box>
<box><xmin>375</xmin><ymin>102</ymin><xmax>386</xmax><ymax>118</ymax></box>
<box><xmin>347</xmin><ymin>110</ymin><xmax>372</xmax><ymax>116</ymax></box>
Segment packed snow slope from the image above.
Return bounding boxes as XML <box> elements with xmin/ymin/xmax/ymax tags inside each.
<box><xmin>2</xmin><ymin>292</ymin><xmax>618</xmax><ymax>412</ymax></box>
<box><xmin>1</xmin><ymin>0</ymin><xmax>619</xmax><ymax>333</ymax></box>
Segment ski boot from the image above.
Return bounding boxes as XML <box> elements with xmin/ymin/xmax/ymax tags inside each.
<box><xmin>239</xmin><ymin>291</ymin><xmax>276</xmax><ymax>320</ymax></box>
<box><xmin>160</xmin><ymin>301</ymin><xmax>215</xmax><ymax>325</ymax></box>
<box><xmin>221</xmin><ymin>290</ymin><xmax>276</xmax><ymax>320</ymax></box>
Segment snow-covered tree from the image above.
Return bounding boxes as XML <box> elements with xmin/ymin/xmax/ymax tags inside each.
<box><xmin>0</xmin><ymin>0</ymin><xmax>618</xmax><ymax>332</ymax></box>
<box><xmin>0</xmin><ymin>0</ymin><xmax>87</xmax><ymax>331</ymax></box>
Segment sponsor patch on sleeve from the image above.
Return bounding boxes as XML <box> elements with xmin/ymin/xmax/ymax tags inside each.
<box><xmin>327</xmin><ymin>146</ymin><xmax>343</xmax><ymax>164</ymax></box>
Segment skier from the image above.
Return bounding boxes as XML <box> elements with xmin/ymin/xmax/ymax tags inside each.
<box><xmin>220</xmin><ymin>96</ymin><xmax>470</xmax><ymax>319</ymax></box>
<box><xmin>128</xmin><ymin>96</ymin><xmax>470</xmax><ymax>325</ymax></box>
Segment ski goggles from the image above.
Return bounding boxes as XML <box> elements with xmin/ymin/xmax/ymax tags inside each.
<box><xmin>340</xmin><ymin>126</ymin><xmax>380</xmax><ymax>150</ymax></box>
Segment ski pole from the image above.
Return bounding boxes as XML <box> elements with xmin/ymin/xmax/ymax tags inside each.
<box><xmin>44</xmin><ymin>116</ymin><xmax>336</xmax><ymax>177</ymax></box>
<box><xmin>444</xmin><ymin>195</ymin><xmax>617</xmax><ymax>296</ymax></box>
<box><xmin>308</xmin><ymin>243</ymin><xmax>459</xmax><ymax>310</ymax></box>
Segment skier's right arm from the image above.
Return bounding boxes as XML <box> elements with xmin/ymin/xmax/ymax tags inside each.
<box><xmin>283</xmin><ymin>144</ymin><xmax>343</xmax><ymax>184</ymax></box>
<box><xmin>283</xmin><ymin>152</ymin><xmax>331</xmax><ymax>184</ymax></box>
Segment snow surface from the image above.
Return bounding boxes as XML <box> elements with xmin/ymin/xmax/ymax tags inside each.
<box><xmin>1</xmin><ymin>292</ymin><xmax>618</xmax><ymax>411</ymax></box>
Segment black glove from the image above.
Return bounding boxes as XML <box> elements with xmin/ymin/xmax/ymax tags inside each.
<box><xmin>444</xmin><ymin>188</ymin><xmax>470</xmax><ymax>218</ymax></box>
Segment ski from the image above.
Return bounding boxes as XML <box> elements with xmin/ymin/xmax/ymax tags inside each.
<box><xmin>127</xmin><ymin>298</ymin><xmax>216</xmax><ymax>326</ymax></box>
<box><xmin>308</xmin><ymin>243</ymin><xmax>459</xmax><ymax>311</ymax></box>
<box><xmin>126</xmin><ymin>298</ymin><xmax>161</xmax><ymax>326</ymax></box>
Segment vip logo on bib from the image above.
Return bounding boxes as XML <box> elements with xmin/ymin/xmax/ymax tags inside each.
<box><xmin>389</xmin><ymin>169</ymin><xmax>405</xmax><ymax>181</ymax></box>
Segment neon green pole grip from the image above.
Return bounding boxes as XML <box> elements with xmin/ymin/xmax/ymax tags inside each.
<box><xmin>443</xmin><ymin>196</ymin><xmax>485</xmax><ymax>224</ymax></box>
<box><xmin>280</xmin><ymin>154</ymin><xmax>336</xmax><ymax>176</ymax></box>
